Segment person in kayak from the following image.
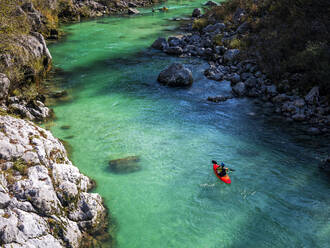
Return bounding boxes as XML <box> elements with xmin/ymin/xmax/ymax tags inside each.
<box><xmin>212</xmin><ymin>160</ymin><xmax>229</xmax><ymax>177</ymax></box>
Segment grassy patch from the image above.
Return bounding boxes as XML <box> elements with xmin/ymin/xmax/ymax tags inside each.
<box><xmin>192</xmin><ymin>18</ymin><xmax>208</xmax><ymax>31</ymax></box>
<box><xmin>213</xmin><ymin>34</ymin><xmax>224</xmax><ymax>46</ymax></box>
<box><xmin>229</xmin><ymin>38</ymin><xmax>241</xmax><ymax>49</ymax></box>
<box><xmin>13</xmin><ymin>158</ymin><xmax>29</xmax><ymax>176</ymax></box>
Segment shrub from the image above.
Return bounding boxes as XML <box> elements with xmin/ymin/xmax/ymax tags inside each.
<box><xmin>213</xmin><ymin>34</ymin><xmax>224</xmax><ymax>46</ymax></box>
<box><xmin>13</xmin><ymin>158</ymin><xmax>29</xmax><ymax>175</ymax></box>
<box><xmin>192</xmin><ymin>18</ymin><xmax>208</xmax><ymax>31</ymax></box>
<box><xmin>229</xmin><ymin>38</ymin><xmax>241</xmax><ymax>49</ymax></box>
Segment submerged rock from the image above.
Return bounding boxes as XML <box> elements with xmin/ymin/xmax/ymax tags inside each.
<box><xmin>109</xmin><ymin>156</ymin><xmax>141</xmax><ymax>173</ymax></box>
<box><xmin>157</xmin><ymin>63</ymin><xmax>193</xmax><ymax>87</ymax></box>
<box><xmin>207</xmin><ymin>95</ymin><xmax>232</xmax><ymax>103</ymax></box>
<box><xmin>49</xmin><ymin>90</ymin><xmax>68</xmax><ymax>99</ymax></box>
<box><xmin>60</xmin><ymin>125</ymin><xmax>71</xmax><ymax>130</ymax></box>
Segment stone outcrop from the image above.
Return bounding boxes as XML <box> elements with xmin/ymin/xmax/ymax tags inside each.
<box><xmin>1</xmin><ymin>32</ymin><xmax>52</xmax><ymax>83</ymax></box>
<box><xmin>157</xmin><ymin>63</ymin><xmax>193</xmax><ymax>87</ymax></box>
<box><xmin>0</xmin><ymin>115</ymin><xmax>108</xmax><ymax>247</ymax></box>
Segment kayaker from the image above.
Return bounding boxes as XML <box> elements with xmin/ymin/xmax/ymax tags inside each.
<box><xmin>212</xmin><ymin>160</ymin><xmax>229</xmax><ymax>177</ymax></box>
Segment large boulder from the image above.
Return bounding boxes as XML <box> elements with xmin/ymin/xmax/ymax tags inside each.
<box><xmin>192</xmin><ymin>8</ymin><xmax>202</xmax><ymax>17</ymax></box>
<box><xmin>157</xmin><ymin>63</ymin><xmax>193</xmax><ymax>87</ymax></box>
<box><xmin>151</xmin><ymin>37</ymin><xmax>168</xmax><ymax>50</ymax></box>
<box><xmin>232</xmin><ymin>82</ymin><xmax>246</xmax><ymax>97</ymax></box>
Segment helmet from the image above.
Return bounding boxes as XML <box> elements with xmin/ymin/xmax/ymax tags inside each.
<box><xmin>221</xmin><ymin>162</ymin><xmax>225</xmax><ymax>167</ymax></box>
<box><xmin>212</xmin><ymin>160</ymin><xmax>217</xmax><ymax>164</ymax></box>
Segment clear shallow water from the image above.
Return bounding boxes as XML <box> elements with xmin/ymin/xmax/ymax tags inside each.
<box><xmin>48</xmin><ymin>1</ymin><xmax>330</xmax><ymax>247</ymax></box>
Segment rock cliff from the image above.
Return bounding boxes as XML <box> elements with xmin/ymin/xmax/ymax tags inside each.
<box><xmin>0</xmin><ymin>115</ymin><xmax>107</xmax><ymax>247</ymax></box>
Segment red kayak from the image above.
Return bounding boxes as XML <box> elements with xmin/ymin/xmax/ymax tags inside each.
<box><xmin>213</xmin><ymin>163</ymin><xmax>231</xmax><ymax>184</ymax></box>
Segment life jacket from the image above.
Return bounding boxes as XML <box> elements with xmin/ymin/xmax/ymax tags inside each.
<box><xmin>217</xmin><ymin>166</ymin><xmax>227</xmax><ymax>177</ymax></box>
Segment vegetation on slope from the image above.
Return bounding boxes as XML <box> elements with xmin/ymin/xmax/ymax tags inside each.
<box><xmin>205</xmin><ymin>0</ymin><xmax>330</xmax><ymax>97</ymax></box>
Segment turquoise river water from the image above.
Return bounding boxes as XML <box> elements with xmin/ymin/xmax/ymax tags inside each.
<box><xmin>48</xmin><ymin>1</ymin><xmax>330</xmax><ymax>247</ymax></box>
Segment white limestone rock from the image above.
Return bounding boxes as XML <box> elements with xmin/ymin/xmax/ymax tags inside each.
<box><xmin>0</xmin><ymin>115</ymin><xmax>107</xmax><ymax>247</ymax></box>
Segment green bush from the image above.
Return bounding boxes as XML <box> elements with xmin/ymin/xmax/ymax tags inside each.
<box><xmin>192</xmin><ymin>18</ymin><xmax>208</xmax><ymax>31</ymax></box>
<box><xmin>13</xmin><ymin>158</ymin><xmax>29</xmax><ymax>175</ymax></box>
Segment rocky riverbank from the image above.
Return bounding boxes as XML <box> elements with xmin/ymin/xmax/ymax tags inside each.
<box><xmin>0</xmin><ymin>115</ymin><xmax>108</xmax><ymax>247</ymax></box>
<box><xmin>0</xmin><ymin>0</ymin><xmax>163</xmax><ymax>120</ymax></box>
<box><xmin>152</xmin><ymin>4</ymin><xmax>330</xmax><ymax>136</ymax></box>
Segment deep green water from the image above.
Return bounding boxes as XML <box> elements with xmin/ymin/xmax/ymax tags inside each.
<box><xmin>48</xmin><ymin>1</ymin><xmax>330</xmax><ymax>247</ymax></box>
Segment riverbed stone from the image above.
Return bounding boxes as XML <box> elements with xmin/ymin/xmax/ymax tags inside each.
<box><xmin>229</xmin><ymin>73</ymin><xmax>241</xmax><ymax>85</ymax></box>
<box><xmin>232</xmin><ymin>82</ymin><xmax>246</xmax><ymax>97</ymax></box>
<box><xmin>272</xmin><ymin>93</ymin><xmax>290</xmax><ymax>103</ymax></box>
<box><xmin>224</xmin><ymin>49</ymin><xmax>240</xmax><ymax>63</ymax></box>
<box><xmin>164</xmin><ymin>46</ymin><xmax>183</xmax><ymax>55</ymax></box>
<box><xmin>204</xmin><ymin>1</ymin><xmax>219</xmax><ymax>7</ymax></box>
<box><xmin>158</xmin><ymin>63</ymin><xmax>193</xmax><ymax>87</ymax></box>
<box><xmin>152</xmin><ymin>37</ymin><xmax>168</xmax><ymax>50</ymax></box>
<box><xmin>128</xmin><ymin>8</ymin><xmax>140</xmax><ymax>15</ymax></box>
<box><xmin>192</xmin><ymin>8</ymin><xmax>202</xmax><ymax>17</ymax></box>
<box><xmin>207</xmin><ymin>95</ymin><xmax>232</xmax><ymax>103</ymax></box>
<box><xmin>265</xmin><ymin>85</ymin><xmax>278</xmax><ymax>97</ymax></box>
<box><xmin>109</xmin><ymin>156</ymin><xmax>141</xmax><ymax>173</ymax></box>
<box><xmin>203</xmin><ymin>23</ymin><xmax>226</xmax><ymax>33</ymax></box>
<box><xmin>293</xmin><ymin>98</ymin><xmax>306</xmax><ymax>108</ymax></box>
<box><xmin>168</xmin><ymin>36</ymin><xmax>181</xmax><ymax>47</ymax></box>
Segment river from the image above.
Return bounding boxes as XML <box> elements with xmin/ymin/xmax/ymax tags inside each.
<box><xmin>48</xmin><ymin>1</ymin><xmax>330</xmax><ymax>247</ymax></box>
